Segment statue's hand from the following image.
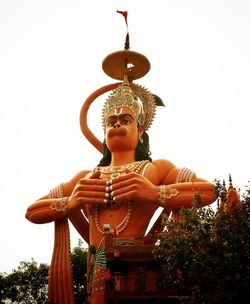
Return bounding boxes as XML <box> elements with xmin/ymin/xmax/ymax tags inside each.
<box><xmin>110</xmin><ymin>171</ymin><xmax>158</xmax><ymax>205</ymax></box>
<box><xmin>67</xmin><ymin>171</ymin><xmax>107</xmax><ymax>213</ymax></box>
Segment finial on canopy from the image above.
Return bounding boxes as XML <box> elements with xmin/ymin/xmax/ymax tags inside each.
<box><xmin>102</xmin><ymin>10</ymin><xmax>151</xmax><ymax>81</ymax></box>
<box><xmin>229</xmin><ymin>174</ymin><xmax>233</xmax><ymax>188</ymax></box>
<box><xmin>116</xmin><ymin>10</ymin><xmax>129</xmax><ymax>50</ymax></box>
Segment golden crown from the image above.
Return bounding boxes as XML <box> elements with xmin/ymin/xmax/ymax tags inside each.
<box><xmin>102</xmin><ymin>79</ymin><xmax>156</xmax><ymax>130</ymax></box>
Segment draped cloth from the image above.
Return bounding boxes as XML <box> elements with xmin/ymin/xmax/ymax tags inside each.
<box><xmin>87</xmin><ymin>247</ymin><xmax>107</xmax><ymax>299</ymax></box>
<box><xmin>48</xmin><ymin>186</ymin><xmax>74</xmax><ymax>304</ymax></box>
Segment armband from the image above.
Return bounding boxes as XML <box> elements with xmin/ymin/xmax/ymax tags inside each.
<box><xmin>50</xmin><ymin>197</ymin><xmax>68</xmax><ymax>215</ymax></box>
<box><xmin>48</xmin><ymin>183</ymin><xmax>68</xmax><ymax>215</ymax></box>
<box><xmin>158</xmin><ymin>185</ymin><xmax>179</xmax><ymax>207</ymax></box>
<box><xmin>176</xmin><ymin>168</ymin><xmax>196</xmax><ymax>183</ymax></box>
<box><xmin>49</xmin><ymin>183</ymin><xmax>64</xmax><ymax>199</ymax></box>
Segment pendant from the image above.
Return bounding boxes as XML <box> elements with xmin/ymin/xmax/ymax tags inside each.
<box><xmin>111</xmin><ymin>172</ymin><xmax>122</xmax><ymax>178</ymax></box>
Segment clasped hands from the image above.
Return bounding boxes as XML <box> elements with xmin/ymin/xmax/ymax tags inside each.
<box><xmin>67</xmin><ymin>170</ymin><xmax>158</xmax><ymax>213</ymax></box>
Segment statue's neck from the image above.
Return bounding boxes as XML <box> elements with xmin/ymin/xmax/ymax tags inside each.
<box><xmin>110</xmin><ymin>150</ymin><xmax>136</xmax><ymax>166</ymax></box>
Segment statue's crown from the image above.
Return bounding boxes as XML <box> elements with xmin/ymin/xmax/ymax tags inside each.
<box><xmin>102</xmin><ymin>76</ymin><xmax>156</xmax><ymax>130</ymax></box>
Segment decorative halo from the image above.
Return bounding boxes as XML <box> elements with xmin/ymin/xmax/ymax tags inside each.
<box><xmin>102</xmin><ymin>50</ymin><xmax>150</xmax><ymax>81</ymax></box>
<box><xmin>130</xmin><ymin>83</ymin><xmax>156</xmax><ymax>130</ymax></box>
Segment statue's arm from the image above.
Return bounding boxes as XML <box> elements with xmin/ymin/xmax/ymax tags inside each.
<box><xmin>25</xmin><ymin>195</ymin><xmax>66</xmax><ymax>224</ymax></box>
<box><xmin>109</xmin><ymin>159</ymin><xmax>216</xmax><ymax>209</ymax></box>
<box><xmin>154</xmin><ymin>159</ymin><xmax>217</xmax><ymax>208</ymax></box>
<box><xmin>25</xmin><ymin>170</ymin><xmax>91</xmax><ymax>224</ymax></box>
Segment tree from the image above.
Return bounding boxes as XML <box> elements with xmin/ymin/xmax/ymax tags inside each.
<box><xmin>0</xmin><ymin>259</ymin><xmax>49</xmax><ymax>303</ymax></box>
<box><xmin>71</xmin><ymin>239</ymin><xmax>88</xmax><ymax>304</ymax></box>
<box><xmin>0</xmin><ymin>241</ymin><xmax>88</xmax><ymax>303</ymax></box>
<box><xmin>153</xmin><ymin>181</ymin><xmax>250</xmax><ymax>303</ymax></box>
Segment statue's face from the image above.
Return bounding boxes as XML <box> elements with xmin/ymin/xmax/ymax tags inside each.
<box><xmin>105</xmin><ymin>107</ymin><xmax>144</xmax><ymax>152</ymax></box>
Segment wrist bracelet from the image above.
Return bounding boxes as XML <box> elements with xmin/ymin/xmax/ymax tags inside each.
<box><xmin>50</xmin><ymin>197</ymin><xmax>68</xmax><ymax>215</ymax></box>
<box><xmin>158</xmin><ymin>185</ymin><xmax>179</xmax><ymax>207</ymax></box>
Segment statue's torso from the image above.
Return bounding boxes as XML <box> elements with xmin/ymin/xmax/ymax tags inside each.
<box><xmin>86</xmin><ymin>162</ymin><xmax>159</xmax><ymax>246</ymax></box>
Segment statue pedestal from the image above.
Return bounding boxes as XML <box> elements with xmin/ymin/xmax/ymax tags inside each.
<box><xmin>103</xmin><ymin>229</ymin><xmax>183</xmax><ymax>303</ymax></box>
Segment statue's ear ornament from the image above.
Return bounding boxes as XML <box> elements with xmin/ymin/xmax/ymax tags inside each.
<box><xmin>153</xmin><ymin>94</ymin><xmax>165</xmax><ymax>107</ymax></box>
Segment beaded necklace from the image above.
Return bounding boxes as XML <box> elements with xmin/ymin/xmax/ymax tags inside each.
<box><xmin>94</xmin><ymin>160</ymin><xmax>149</xmax><ymax>235</ymax></box>
<box><xmin>95</xmin><ymin>159</ymin><xmax>149</xmax><ymax>178</ymax></box>
<box><xmin>94</xmin><ymin>202</ymin><xmax>132</xmax><ymax>236</ymax></box>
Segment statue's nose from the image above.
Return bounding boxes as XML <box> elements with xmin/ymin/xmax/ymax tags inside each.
<box><xmin>113</xmin><ymin>122</ymin><xmax>120</xmax><ymax>128</ymax></box>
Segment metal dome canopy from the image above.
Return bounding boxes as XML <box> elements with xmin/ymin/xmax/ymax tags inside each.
<box><xmin>102</xmin><ymin>49</ymin><xmax>151</xmax><ymax>81</ymax></box>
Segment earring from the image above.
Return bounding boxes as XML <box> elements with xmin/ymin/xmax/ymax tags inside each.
<box><xmin>139</xmin><ymin>136</ymin><xmax>143</xmax><ymax>144</ymax></box>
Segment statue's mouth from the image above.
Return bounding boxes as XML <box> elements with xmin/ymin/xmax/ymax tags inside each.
<box><xmin>107</xmin><ymin>127</ymin><xmax>127</xmax><ymax>138</ymax></box>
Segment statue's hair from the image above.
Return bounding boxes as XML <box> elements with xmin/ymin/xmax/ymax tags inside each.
<box><xmin>98</xmin><ymin>131</ymin><xmax>152</xmax><ymax>166</ymax></box>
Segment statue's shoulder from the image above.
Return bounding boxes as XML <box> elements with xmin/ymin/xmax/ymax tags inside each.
<box><xmin>152</xmin><ymin>159</ymin><xmax>179</xmax><ymax>184</ymax></box>
<box><xmin>62</xmin><ymin>170</ymin><xmax>92</xmax><ymax>196</ymax></box>
<box><xmin>70</xmin><ymin>170</ymin><xmax>92</xmax><ymax>184</ymax></box>
<box><xmin>152</xmin><ymin>159</ymin><xmax>176</xmax><ymax>170</ymax></box>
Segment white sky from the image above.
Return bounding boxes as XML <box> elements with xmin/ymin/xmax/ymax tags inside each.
<box><xmin>0</xmin><ymin>0</ymin><xmax>249</xmax><ymax>273</ymax></box>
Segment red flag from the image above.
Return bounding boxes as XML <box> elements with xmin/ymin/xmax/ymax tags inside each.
<box><xmin>117</xmin><ymin>10</ymin><xmax>128</xmax><ymax>26</ymax></box>
<box><xmin>176</xmin><ymin>268</ymin><xmax>183</xmax><ymax>286</ymax></box>
<box><xmin>105</xmin><ymin>268</ymin><xmax>111</xmax><ymax>280</ymax></box>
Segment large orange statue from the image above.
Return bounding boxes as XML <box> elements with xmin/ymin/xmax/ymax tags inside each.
<box><xmin>25</xmin><ymin>13</ymin><xmax>217</xmax><ymax>304</ymax></box>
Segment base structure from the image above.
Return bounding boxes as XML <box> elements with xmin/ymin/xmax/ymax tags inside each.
<box><xmin>103</xmin><ymin>228</ymin><xmax>186</xmax><ymax>304</ymax></box>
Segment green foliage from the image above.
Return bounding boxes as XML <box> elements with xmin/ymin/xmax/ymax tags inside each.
<box><xmin>153</xmin><ymin>183</ymin><xmax>250</xmax><ymax>304</ymax></box>
<box><xmin>0</xmin><ymin>259</ymin><xmax>49</xmax><ymax>303</ymax></box>
<box><xmin>71</xmin><ymin>239</ymin><xmax>88</xmax><ymax>304</ymax></box>
<box><xmin>0</xmin><ymin>240</ymin><xmax>88</xmax><ymax>303</ymax></box>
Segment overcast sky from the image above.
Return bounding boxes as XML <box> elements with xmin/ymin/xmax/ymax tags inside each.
<box><xmin>0</xmin><ymin>0</ymin><xmax>249</xmax><ymax>273</ymax></box>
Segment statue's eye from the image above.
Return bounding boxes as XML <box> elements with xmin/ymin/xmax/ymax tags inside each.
<box><xmin>107</xmin><ymin>119</ymin><xmax>116</xmax><ymax>127</ymax></box>
<box><xmin>121</xmin><ymin>118</ymin><xmax>130</xmax><ymax>125</ymax></box>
